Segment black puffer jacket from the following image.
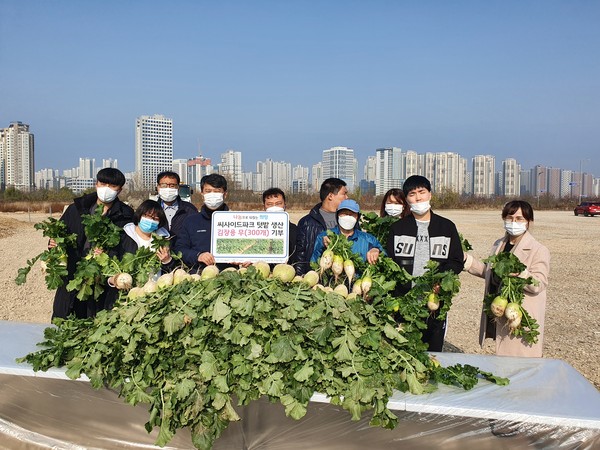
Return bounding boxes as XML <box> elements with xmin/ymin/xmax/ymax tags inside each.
<box><xmin>51</xmin><ymin>193</ymin><xmax>134</xmax><ymax>320</ymax></box>
<box><xmin>294</xmin><ymin>203</ymin><xmax>327</xmax><ymax>275</ymax></box>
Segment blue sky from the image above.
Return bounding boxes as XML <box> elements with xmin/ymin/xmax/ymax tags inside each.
<box><xmin>1</xmin><ymin>1</ymin><xmax>599</xmax><ymax>176</ymax></box>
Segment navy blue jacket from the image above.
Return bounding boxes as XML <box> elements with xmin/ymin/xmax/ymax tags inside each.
<box><xmin>294</xmin><ymin>202</ymin><xmax>327</xmax><ymax>275</ymax></box>
<box><xmin>162</xmin><ymin>197</ymin><xmax>198</xmax><ymax>243</ymax></box>
<box><xmin>173</xmin><ymin>204</ymin><xmax>230</xmax><ymax>273</ymax></box>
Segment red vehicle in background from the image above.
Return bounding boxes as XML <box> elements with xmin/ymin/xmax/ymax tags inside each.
<box><xmin>574</xmin><ymin>201</ymin><xmax>600</xmax><ymax>216</ymax></box>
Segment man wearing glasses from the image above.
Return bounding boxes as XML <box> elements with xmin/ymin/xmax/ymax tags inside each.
<box><xmin>155</xmin><ymin>171</ymin><xmax>198</xmax><ymax>241</ymax></box>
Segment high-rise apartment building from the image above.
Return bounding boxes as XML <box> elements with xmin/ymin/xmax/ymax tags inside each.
<box><xmin>430</xmin><ymin>152</ymin><xmax>466</xmax><ymax>194</ymax></box>
<box><xmin>102</xmin><ymin>158</ymin><xmax>118</xmax><ymax>169</ymax></box>
<box><xmin>322</xmin><ymin>146</ymin><xmax>356</xmax><ymax>190</ymax></box>
<box><xmin>311</xmin><ymin>162</ymin><xmax>323</xmax><ymax>193</ymax></box>
<box><xmin>364</xmin><ymin>156</ymin><xmax>377</xmax><ymax>183</ymax></box>
<box><xmin>375</xmin><ymin>147</ymin><xmax>403</xmax><ymax>195</ymax></box>
<box><xmin>218</xmin><ymin>150</ymin><xmax>243</xmax><ymax>188</ymax></box>
<box><xmin>79</xmin><ymin>158</ymin><xmax>96</xmax><ymax>179</ymax></box>
<box><xmin>135</xmin><ymin>114</ymin><xmax>173</xmax><ymax>190</ymax></box>
<box><xmin>531</xmin><ymin>165</ymin><xmax>547</xmax><ymax>200</ymax></box>
<box><xmin>547</xmin><ymin>168</ymin><xmax>561</xmax><ymax>198</ymax></box>
<box><xmin>472</xmin><ymin>155</ymin><xmax>495</xmax><ymax>197</ymax></box>
<box><xmin>404</xmin><ymin>150</ymin><xmax>420</xmax><ymax>178</ymax></box>
<box><xmin>172</xmin><ymin>159</ymin><xmax>188</xmax><ymax>184</ymax></box>
<box><xmin>256</xmin><ymin>159</ymin><xmax>292</xmax><ymax>192</ymax></box>
<box><xmin>292</xmin><ymin>165</ymin><xmax>309</xmax><ymax>194</ymax></box>
<box><xmin>0</xmin><ymin>122</ymin><xmax>35</xmax><ymax>191</ymax></box>
<box><xmin>502</xmin><ymin>158</ymin><xmax>520</xmax><ymax>197</ymax></box>
<box><xmin>187</xmin><ymin>155</ymin><xmax>213</xmax><ymax>190</ymax></box>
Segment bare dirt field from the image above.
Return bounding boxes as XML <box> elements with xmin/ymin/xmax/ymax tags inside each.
<box><xmin>1</xmin><ymin>209</ymin><xmax>598</xmax><ymax>390</ymax></box>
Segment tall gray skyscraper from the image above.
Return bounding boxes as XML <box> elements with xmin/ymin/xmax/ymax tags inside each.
<box><xmin>0</xmin><ymin>122</ymin><xmax>35</xmax><ymax>191</ymax></box>
<box><xmin>135</xmin><ymin>114</ymin><xmax>173</xmax><ymax>189</ymax></box>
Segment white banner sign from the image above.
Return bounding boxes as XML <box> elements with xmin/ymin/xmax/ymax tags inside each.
<box><xmin>211</xmin><ymin>211</ymin><xmax>289</xmax><ymax>263</ymax></box>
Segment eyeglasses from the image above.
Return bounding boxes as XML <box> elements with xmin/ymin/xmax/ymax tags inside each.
<box><xmin>505</xmin><ymin>215</ymin><xmax>528</xmax><ymax>223</ymax></box>
<box><xmin>143</xmin><ymin>214</ymin><xmax>160</xmax><ymax>221</ymax></box>
<box><xmin>158</xmin><ymin>183</ymin><xmax>179</xmax><ymax>188</ymax></box>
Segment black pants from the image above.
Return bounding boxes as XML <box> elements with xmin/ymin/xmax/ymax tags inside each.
<box><xmin>423</xmin><ymin>316</ymin><xmax>446</xmax><ymax>352</ymax></box>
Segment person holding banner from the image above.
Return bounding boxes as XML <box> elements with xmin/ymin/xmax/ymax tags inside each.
<box><xmin>262</xmin><ymin>188</ymin><xmax>297</xmax><ymax>266</ymax></box>
<box><xmin>174</xmin><ymin>174</ymin><xmax>233</xmax><ymax>273</ymax></box>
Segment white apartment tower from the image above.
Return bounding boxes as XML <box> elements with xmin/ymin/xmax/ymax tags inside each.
<box><xmin>256</xmin><ymin>159</ymin><xmax>292</xmax><ymax>192</ymax></box>
<box><xmin>135</xmin><ymin>114</ymin><xmax>173</xmax><ymax>190</ymax></box>
<box><xmin>311</xmin><ymin>162</ymin><xmax>323</xmax><ymax>193</ymax></box>
<box><xmin>375</xmin><ymin>147</ymin><xmax>403</xmax><ymax>196</ymax></box>
<box><xmin>218</xmin><ymin>150</ymin><xmax>243</xmax><ymax>188</ymax></box>
<box><xmin>404</xmin><ymin>150</ymin><xmax>420</xmax><ymax>178</ymax></box>
<box><xmin>322</xmin><ymin>146</ymin><xmax>356</xmax><ymax>190</ymax></box>
<box><xmin>502</xmin><ymin>158</ymin><xmax>520</xmax><ymax>197</ymax></box>
<box><xmin>292</xmin><ymin>165</ymin><xmax>309</xmax><ymax>194</ymax></box>
<box><xmin>431</xmin><ymin>152</ymin><xmax>466</xmax><ymax>194</ymax></box>
<box><xmin>172</xmin><ymin>159</ymin><xmax>188</xmax><ymax>184</ymax></box>
<box><xmin>79</xmin><ymin>158</ymin><xmax>96</xmax><ymax>179</ymax></box>
<box><xmin>0</xmin><ymin>122</ymin><xmax>35</xmax><ymax>191</ymax></box>
<box><xmin>472</xmin><ymin>155</ymin><xmax>496</xmax><ymax>197</ymax></box>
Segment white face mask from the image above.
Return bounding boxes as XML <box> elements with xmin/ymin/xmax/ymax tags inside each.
<box><xmin>266</xmin><ymin>206</ymin><xmax>285</xmax><ymax>212</ymax></box>
<box><xmin>504</xmin><ymin>221</ymin><xmax>528</xmax><ymax>237</ymax></box>
<box><xmin>338</xmin><ymin>215</ymin><xmax>357</xmax><ymax>230</ymax></box>
<box><xmin>203</xmin><ymin>192</ymin><xmax>224</xmax><ymax>210</ymax></box>
<box><xmin>410</xmin><ymin>200</ymin><xmax>430</xmax><ymax>216</ymax></box>
<box><xmin>385</xmin><ymin>203</ymin><xmax>403</xmax><ymax>217</ymax></box>
<box><xmin>158</xmin><ymin>188</ymin><xmax>179</xmax><ymax>203</ymax></box>
<box><xmin>96</xmin><ymin>186</ymin><xmax>119</xmax><ymax>203</ymax></box>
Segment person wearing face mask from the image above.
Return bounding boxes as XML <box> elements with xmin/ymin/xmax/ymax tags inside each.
<box><xmin>50</xmin><ymin>168</ymin><xmax>134</xmax><ymax>320</ymax></box>
<box><xmin>380</xmin><ymin>188</ymin><xmax>410</xmax><ymax>220</ymax></box>
<box><xmin>262</xmin><ymin>188</ymin><xmax>298</xmax><ymax>266</ymax></box>
<box><xmin>386</xmin><ymin>175</ymin><xmax>464</xmax><ymax>352</ymax></box>
<box><xmin>295</xmin><ymin>178</ymin><xmax>349</xmax><ymax>275</ymax></box>
<box><xmin>174</xmin><ymin>173</ymin><xmax>233</xmax><ymax>273</ymax></box>
<box><xmin>107</xmin><ymin>200</ymin><xmax>176</xmax><ymax>302</ymax></box>
<box><xmin>463</xmin><ymin>200</ymin><xmax>550</xmax><ymax>357</ymax></box>
<box><xmin>155</xmin><ymin>171</ymin><xmax>198</xmax><ymax>242</ymax></box>
<box><xmin>310</xmin><ymin>199</ymin><xmax>384</xmax><ymax>266</ymax></box>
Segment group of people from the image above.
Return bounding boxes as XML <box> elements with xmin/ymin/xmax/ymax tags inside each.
<box><xmin>50</xmin><ymin>168</ymin><xmax>550</xmax><ymax>358</ymax></box>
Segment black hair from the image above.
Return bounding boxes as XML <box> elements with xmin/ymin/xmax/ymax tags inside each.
<box><xmin>200</xmin><ymin>174</ymin><xmax>227</xmax><ymax>192</ymax></box>
<box><xmin>134</xmin><ymin>199</ymin><xmax>168</xmax><ymax>229</ymax></box>
<box><xmin>502</xmin><ymin>200</ymin><xmax>534</xmax><ymax>222</ymax></box>
<box><xmin>262</xmin><ymin>187</ymin><xmax>286</xmax><ymax>203</ymax></box>
<box><xmin>96</xmin><ymin>168</ymin><xmax>126</xmax><ymax>187</ymax></box>
<box><xmin>402</xmin><ymin>175</ymin><xmax>431</xmax><ymax>196</ymax></box>
<box><xmin>380</xmin><ymin>188</ymin><xmax>409</xmax><ymax>217</ymax></box>
<box><xmin>319</xmin><ymin>178</ymin><xmax>347</xmax><ymax>201</ymax></box>
<box><xmin>157</xmin><ymin>171</ymin><xmax>181</xmax><ymax>185</ymax></box>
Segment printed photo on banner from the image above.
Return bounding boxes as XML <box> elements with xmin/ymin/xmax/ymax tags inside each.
<box><xmin>211</xmin><ymin>211</ymin><xmax>289</xmax><ymax>263</ymax></box>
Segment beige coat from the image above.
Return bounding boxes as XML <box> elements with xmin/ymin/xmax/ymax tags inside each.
<box><xmin>464</xmin><ymin>231</ymin><xmax>550</xmax><ymax>357</ymax></box>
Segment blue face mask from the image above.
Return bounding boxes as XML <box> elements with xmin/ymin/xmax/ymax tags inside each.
<box><xmin>139</xmin><ymin>217</ymin><xmax>159</xmax><ymax>233</ymax></box>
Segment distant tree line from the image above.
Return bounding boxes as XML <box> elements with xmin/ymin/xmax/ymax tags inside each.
<box><xmin>0</xmin><ymin>185</ymin><xmax>584</xmax><ymax>213</ymax></box>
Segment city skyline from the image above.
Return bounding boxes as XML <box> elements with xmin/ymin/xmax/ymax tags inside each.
<box><xmin>1</xmin><ymin>2</ymin><xmax>599</xmax><ymax>175</ymax></box>
<box><xmin>30</xmin><ymin>141</ymin><xmax>598</xmax><ymax>200</ymax></box>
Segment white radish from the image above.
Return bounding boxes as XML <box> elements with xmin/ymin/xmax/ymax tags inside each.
<box><xmin>331</xmin><ymin>255</ymin><xmax>344</xmax><ymax>283</ymax></box>
<box><xmin>319</xmin><ymin>249</ymin><xmax>334</xmax><ymax>274</ymax></box>
<box><xmin>343</xmin><ymin>259</ymin><xmax>355</xmax><ymax>287</ymax></box>
<box><xmin>504</xmin><ymin>302</ymin><xmax>522</xmax><ymax>322</ymax></box>
<box><xmin>114</xmin><ymin>272</ymin><xmax>133</xmax><ymax>290</ymax></box>
<box><xmin>490</xmin><ymin>296</ymin><xmax>508</xmax><ymax>318</ymax></box>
